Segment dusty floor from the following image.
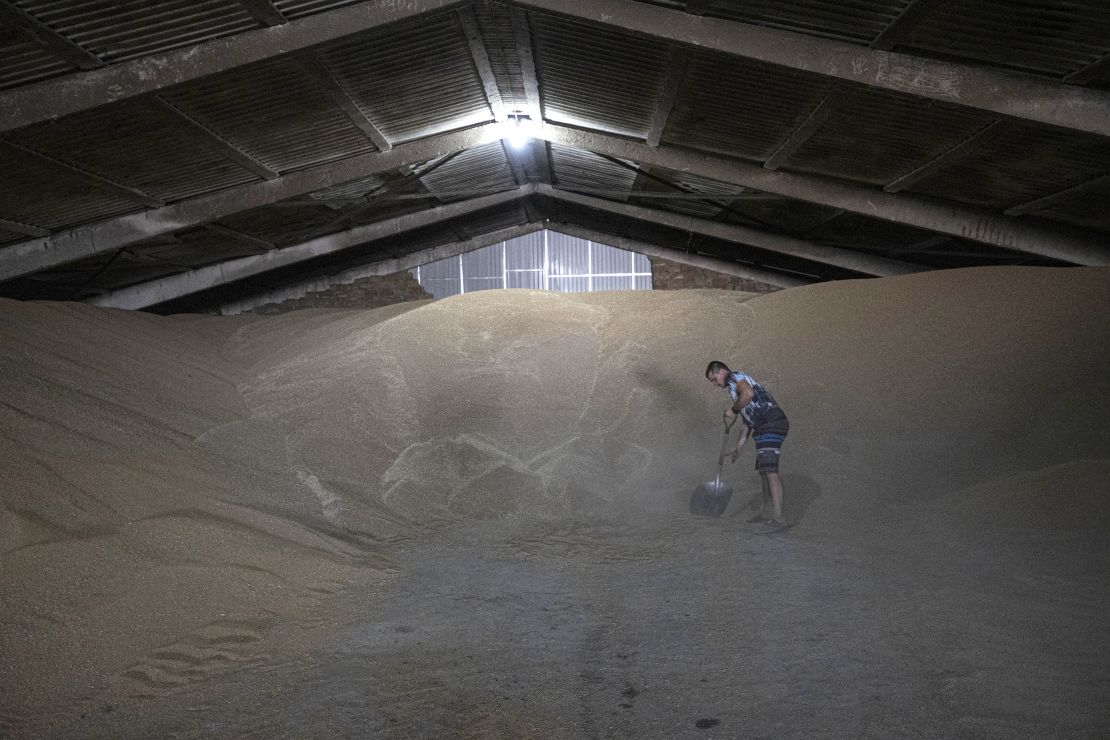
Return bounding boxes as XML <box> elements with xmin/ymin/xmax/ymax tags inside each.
<box><xmin>52</xmin><ymin>495</ymin><xmax>1110</xmax><ymax>739</ymax></box>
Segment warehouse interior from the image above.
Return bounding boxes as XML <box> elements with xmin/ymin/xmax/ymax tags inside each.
<box><xmin>1</xmin><ymin>1</ymin><xmax>1109</xmax><ymax>736</ymax></box>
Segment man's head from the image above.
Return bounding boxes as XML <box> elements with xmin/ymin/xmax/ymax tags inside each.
<box><xmin>705</xmin><ymin>360</ymin><xmax>730</xmax><ymax>388</ymax></box>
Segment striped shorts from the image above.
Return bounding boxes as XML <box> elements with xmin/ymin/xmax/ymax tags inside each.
<box><xmin>751</xmin><ymin>408</ymin><xmax>789</xmax><ymax>473</ymax></box>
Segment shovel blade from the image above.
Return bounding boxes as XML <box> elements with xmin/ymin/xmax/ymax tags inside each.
<box><xmin>689</xmin><ymin>480</ymin><xmax>733</xmax><ymax>517</ymax></box>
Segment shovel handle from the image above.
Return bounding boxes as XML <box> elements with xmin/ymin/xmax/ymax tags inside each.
<box><xmin>722</xmin><ymin>410</ymin><xmax>738</xmax><ymax>433</ymax></box>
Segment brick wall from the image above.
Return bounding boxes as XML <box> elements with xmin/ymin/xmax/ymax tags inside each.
<box><xmin>246</xmin><ymin>270</ymin><xmax>431</xmax><ymax>315</ymax></box>
<box><xmin>651</xmin><ymin>257</ymin><xmax>779</xmax><ymax>293</ymax></box>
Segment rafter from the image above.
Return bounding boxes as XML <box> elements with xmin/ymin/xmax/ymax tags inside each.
<box><xmin>536</xmin><ymin>185</ymin><xmax>920</xmax><ymax>276</ymax></box>
<box><xmin>87</xmin><ymin>189</ymin><xmax>529</xmax><ymax>310</ymax></box>
<box><xmin>532</xmin><ymin>122</ymin><xmax>1110</xmax><ymax>265</ymax></box>
<box><xmin>0</xmin><ymin>123</ymin><xmax>503</xmax><ymax>282</ymax></box>
<box><xmin>217</xmin><ymin>223</ymin><xmax>545</xmax><ymax>315</ymax></box>
<box><xmin>646</xmin><ymin>49</ymin><xmax>689</xmax><ymax>147</ymax></box>
<box><xmin>512</xmin><ymin>0</ymin><xmax>1110</xmax><ymax>139</ymax></box>
<box><xmin>0</xmin><ymin>0</ymin><xmax>463</xmax><ymax>133</ymax></box>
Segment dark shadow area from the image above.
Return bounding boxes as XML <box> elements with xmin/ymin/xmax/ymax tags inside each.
<box><xmin>782</xmin><ymin>473</ymin><xmax>822</xmax><ymax>525</ymax></box>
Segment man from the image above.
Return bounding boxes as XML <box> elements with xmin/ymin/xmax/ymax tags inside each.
<box><xmin>705</xmin><ymin>360</ymin><xmax>789</xmax><ymax>526</ymax></box>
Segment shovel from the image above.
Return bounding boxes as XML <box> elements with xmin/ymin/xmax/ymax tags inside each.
<box><xmin>689</xmin><ymin>413</ymin><xmax>737</xmax><ymax>517</ymax></box>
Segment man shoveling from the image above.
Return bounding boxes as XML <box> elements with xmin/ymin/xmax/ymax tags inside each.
<box><xmin>705</xmin><ymin>361</ymin><xmax>790</xmax><ymax>527</ymax></box>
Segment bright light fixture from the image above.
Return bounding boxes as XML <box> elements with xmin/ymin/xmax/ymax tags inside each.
<box><xmin>506</xmin><ymin>113</ymin><xmax>531</xmax><ymax>150</ymax></box>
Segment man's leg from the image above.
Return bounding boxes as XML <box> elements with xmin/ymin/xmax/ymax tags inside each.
<box><xmin>748</xmin><ymin>477</ymin><xmax>771</xmax><ymax>523</ymax></box>
<box><xmin>766</xmin><ymin>472</ymin><xmax>785</xmax><ymax>523</ymax></box>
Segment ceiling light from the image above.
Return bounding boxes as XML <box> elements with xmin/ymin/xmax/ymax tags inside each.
<box><xmin>506</xmin><ymin>113</ymin><xmax>531</xmax><ymax>150</ymax></box>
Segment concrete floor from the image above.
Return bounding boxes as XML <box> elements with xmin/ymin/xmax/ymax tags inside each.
<box><xmin>55</xmin><ymin>496</ymin><xmax>1110</xmax><ymax>739</ymax></box>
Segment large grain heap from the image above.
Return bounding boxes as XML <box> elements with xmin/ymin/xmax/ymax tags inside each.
<box><xmin>3</xmin><ymin>266</ymin><xmax>1108</xmax><ymax>736</ymax></box>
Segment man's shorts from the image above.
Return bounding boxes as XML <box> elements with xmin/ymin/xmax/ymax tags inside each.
<box><xmin>752</xmin><ymin>408</ymin><xmax>789</xmax><ymax>473</ymax></box>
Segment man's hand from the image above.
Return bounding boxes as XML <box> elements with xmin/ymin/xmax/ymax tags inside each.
<box><xmin>723</xmin><ymin>407</ymin><xmax>737</xmax><ymax>422</ymax></box>
<box><xmin>729</xmin><ymin>447</ymin><xmax>741</xmax><ymax>464</ymax></box>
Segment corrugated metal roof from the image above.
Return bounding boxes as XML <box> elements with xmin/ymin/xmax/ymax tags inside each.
<box><xmin>0</xmin><ymin>32</ymin><xmax>75</xmax><ymax>90</ymax></box>
<box><xmin>906</xmin><ymin>122</ymin><xmax>1110</xmax><ymax>211</ymax></box>
<box><xmin>15</xmin><ymin>0</ymin><xmax>259</xmax><ymax>63</ymax></box>
<box><xmin>702</xmin><ymin>0</ymin><xmax>910</xmax><ymax>45</ymax></box>
<box><xmin>628</xmin><ymin>168</ymin><xmax>731</xmax><ymax>219</ymax></box>
<box><xmin>215</xmin><ymin>204</ymin><xmax>338</xmax><ymax>246</ymax></box>
<box><xmin>2</xmin><ymin>0</ymin><xmax>1109</xmax><ymax>301</ymax></box>
<box><xmin>531</xmin><ymin>12</ymin><xmax>671</xmax><ymax>137</ymax></box>
<box><xmin>549</xmin><ymin>144</ymin><xmax>637</xmax><ymax>196</ymax></box>
<box><xmin>274</xmin><ymin>0</ymin><xmax>364</xmax><ymax>21</ymax></box>
<box><xmin>0</xmin><ymin>227</ymin><xmax>28</xmax><ymax>247</ymax></box>
<box><xmin>785</xmin><ymin>88</ymin><xmax>994</xmax><ymax>185</ymax></box>
<box><xmin>1033</xmin><ymin>180</ymin><xmax>1110</xmax><ymax>233</ymax></box>
<box><xmin>316</xmin><ymin>12</ymin><xmax>492</xmax><ymax>144</ymax></box>
<box><xmin>665</xmin><ymin>51</ymin><xmax>833</xmax><ymax>160</ymax></box>
<box><xmin>900</xmin><ymin>0</ymin><xmax>1110</xmax><ymax>79</ymax></box>
<box><xmin>0</xmin><ymin>144</ymin><xmax>142</xmax><ymax>230</ymax></box>
<box><xmin>303</xmin><ymin>174</ymin><xmax>388</xmax><ymax>207</ymax></box>
<box><xmin>160</xmin><ymin>57</ymin><xmax>377</xmax><ymax>172</ymax></box>
<box><xmin>8</xmin><ymin>98</ymin><xmax>261</xmax><ymax>202</ymax></box>
<box><xmin>720</xmin><ymin>199</ymin><xmax>844</xmax><ymax>235</ymax></box>
<box><xmin>455</xmin><ymin>200</ymin><xmax>530</xmax><ymax>235</ymax></box>
<box><xmin>419</xmin><ymin>142</ymin><xmax>517</xmax><ymax>202</ymax></box>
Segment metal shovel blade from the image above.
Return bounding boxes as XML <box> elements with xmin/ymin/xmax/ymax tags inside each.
<box><xmin>689</xmin><ymin>478</ymin><xmax>733</xmax><ymax>517</ymax></box>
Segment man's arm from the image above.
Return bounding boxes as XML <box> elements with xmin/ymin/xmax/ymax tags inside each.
<box><xmin>724</xmin><ymin>379</ymin><xmax>755</xmax><ymax>419</ymax></box>
<box><xmin>730</xmin><ymin>424</ymin><xmax>751</xmax><ymax>463</ymax></box>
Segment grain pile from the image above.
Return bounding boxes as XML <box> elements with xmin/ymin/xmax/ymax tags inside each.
<box><xmin>2</xmin><ymin>266</ymin><xmax>1108</xmax><ymax>735</ymax></box>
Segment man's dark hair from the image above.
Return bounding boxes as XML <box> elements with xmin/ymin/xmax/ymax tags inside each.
<box><xmin>705</xmin><ymin>360</ymin><xmax>730</xmax><ymax>378</ymax></box>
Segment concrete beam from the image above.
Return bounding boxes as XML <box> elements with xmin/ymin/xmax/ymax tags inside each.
<box><xmin>529</xmin><ymin>121</ymin><xmax>1110</xmax><ymax>265</ymax></box>
<box><xmin>0</xmin><ymin>0</ymin><xmax>464</xmax><ymax>133</ymax></box>
<box><xmin>513</xmin><ymin>0</ymin><xmax>1110</xmax><ymax>139</ymax></box>
<box><xmin>536</xmin><ymin>185</ymin><xmax>921</xmax><ymax>276</ymax></box>
<box><xmin>1</xmin><ymin>123</ymin><xmax>503</xmax><ymax>282</ymax></box>
<box><xmin>547</xmin><ymin>223</ymin><xmax>808</xmax><ymax>289</ymax></box>
<box><xmin>87</xmin><ymin>186</ymin><xmax>532</xmax><ymax>310</ymax></box>
<box><xmin>216</xmin><ymin>223</ymin><xmax>544</xmax><ymax>314</ymax></box>
<box><xmin>511</xmin><ymin>7</ymin><xmax>542</xmax><ymax>119</ymax></box>
<box><xmin>458</xmin><ymin>7</ymin><xmax>507</xmax><ymax>121</ymax></box>
<box><xmin>646</xmin><ymin>49</ymin><xmax>689</xmax><ymax>147</ymax></box>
